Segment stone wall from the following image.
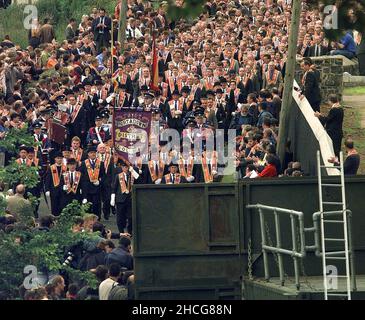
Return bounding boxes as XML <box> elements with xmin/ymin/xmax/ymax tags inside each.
<box><xmin>295</xmin><ymin>56</ymin><xmax>344</xmax><ymax>102</ymax></box>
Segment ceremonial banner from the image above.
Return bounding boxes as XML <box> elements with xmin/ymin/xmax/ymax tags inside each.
<box><xmin>47</xmin><ymin>120</ymin><xmax>67</xmax><ymax>145</ymax></box>
<box><xmin>113</xmin><ymin>110</ymin><xmax>152</xmax><ymax>163</ymax></box>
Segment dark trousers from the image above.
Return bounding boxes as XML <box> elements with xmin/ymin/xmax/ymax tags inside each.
<box><xmin>62</xmin><ymin>193</ymin><xmax>81</xmax><ymax>209</ymax></box>
<box><xmin>116</xmin><ymin>200</ymin><xmax>132</xmax><ymax>233</ymax></box>
<box><xmin>50</xmin><ymin>192</ymin><xmax>63</xmax><ymax>216</ymax></box>
<box><xmin>309</xmin><ymin>100</ymin><xmax>321</xmax><ymax>113</ymax></box>
<box><xmin>329</xmin><ymin>132</ymin><xmax>343</xmax><ymax>158</ymax></box>
<box><xmin>101</xmin><ymin>186</ymin><xmax>111</xmax><ymax>220</ymax></box>
<box><xmin>95</xmin><ymin>36</ymin><xmax>110</xmax><ymax>55</ymax></box>
<box><xmin>86</xmin><ymin>193</ymin><xmax>102</xmax><ymax>219</ymax></box>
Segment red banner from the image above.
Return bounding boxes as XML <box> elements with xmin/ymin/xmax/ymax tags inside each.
<box><xmin>113</xmin><ymin>109</ymin><xmax>152</xmax><ymax>163</ymax></box>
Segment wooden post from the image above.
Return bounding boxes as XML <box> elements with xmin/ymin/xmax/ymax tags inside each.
<box><xmin>118</xmin><ymin>0</ymin><xmax>127</xmax><ymax>54</ymax></box>
<box><xmin>277</xmin><ymin>0</ymin><xmax>302</xmax><ymax>164</ymax></box>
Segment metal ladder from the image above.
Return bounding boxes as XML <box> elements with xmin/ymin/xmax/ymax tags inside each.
<box><xmin>317</xmin><ymin>150</ymin><xmax>351</xmax><ymax>300</ymax></box>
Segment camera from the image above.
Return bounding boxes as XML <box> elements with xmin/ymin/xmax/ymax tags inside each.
<box><xmin>62</xmin><ymin>252</ymin><xmax>75</xmax><ymax>266</ymax></box>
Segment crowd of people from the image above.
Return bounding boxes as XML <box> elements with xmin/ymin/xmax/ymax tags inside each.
<box><xmin>0</xmin><ymin>0</ymin><xmax>362</xmax><ymax>299</ymax></box>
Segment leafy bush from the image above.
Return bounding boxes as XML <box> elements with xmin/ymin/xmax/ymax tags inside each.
<box><xmin>0</xmin><ymin>201</ymin><xmax>98</xmax><ymax>299</ymax></box>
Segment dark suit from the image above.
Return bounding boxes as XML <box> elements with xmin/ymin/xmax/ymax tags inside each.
<box><xmin>302</xmin><ymin>70</ymin><xmax>321</xmax><ymax>112</ymax></box>
<box><xmin>92</xmin><ymin>15</ymin><xmax>112</xmax><ymax>54</ymax></box>
<box><xmin>45</xmin><ymin>165</ymin><xmax>65</xmax><ymax>216</ymax></box>
<box><xmin>100</xmin><ymin>156</ymin><xmax>114</xmax><ymax>220</ymax></box>
<box><xmin>80</xmin><ymin>159</ymin><xmax>106</xmax><ymax>219</ymax></box>
<box><xmin>319</xmin><ymin>107</ymin><xmax>344</xmax><ymax>157</ymax></box>
<box><xmin>67</xmin><ymin>105</ymin><xmax>87</xmax><ymax>146</ymax></box>
<box><xmin>112</xmin><ymin>170</ymin><xmax>138</xmax><ymax>233</ymax></box>
<box><xmin>161</xmin><ymin>173</ymin><xmax>187</xmax><ymax>184</ymax></box>
<box><xmin>308</xmin><ymin>44</ymin><xmax>328</xmax><ymax>57</ymax></box>
<box><xmin>61</xmin><ymin>171</ymin><xmax>83</xmax><ymax>208</ymax></box>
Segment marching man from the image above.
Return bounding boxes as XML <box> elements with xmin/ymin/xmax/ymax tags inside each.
<box><xmin>61</xmin><ymin>158</ymin><xmax>82</xmax><ymax>208</ymax></box>
<box><xmin>80</xmin><ymin>146</ymin><xmax>106</xmax><ymax>219</ymax></box>
<box><xmin>45</xmin><ymin>151</ymin><xmax>67</xmax><ymax>216</ymax></box>
<box><xmin>110</xmin><ymin>161</ymin><xmax>139</xmax><ymax>234</ymax></box>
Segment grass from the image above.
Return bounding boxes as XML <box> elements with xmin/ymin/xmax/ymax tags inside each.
<box><xmin>342</xmin><ymin>105</ymin><xmax>365</xmax><ymax>175</ymax></box>
<box><xmin>0</xmin><ymin>0</ymin><xmax>117</xmax><ymax>48</ymax></box>
<box><xmin>343</xmin><ymin>86</ymin><xmax>365</xmax><ymax>96</ymax></box>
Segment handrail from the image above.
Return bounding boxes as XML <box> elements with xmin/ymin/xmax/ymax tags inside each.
<box><xmin>246</xmin><ymin>204</ymin><xmax>306</xmax><ymax>290</ymax></box>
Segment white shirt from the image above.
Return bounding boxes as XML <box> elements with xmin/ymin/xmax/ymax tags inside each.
<box><xmin>246</xmin><ymin>170</ymin><xmax>258</xmax><ymax>179</ymax></box>
<box><xmin>99</xmin><ymin>278</ymin><xmax>117</xmax><ymax>300</ymax></box>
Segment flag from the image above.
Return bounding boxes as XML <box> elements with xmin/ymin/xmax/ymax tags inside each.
<box><xmin>150</xmin><ymin>34</ymin><xmax>159</xmax><ymax>92</ymax></box>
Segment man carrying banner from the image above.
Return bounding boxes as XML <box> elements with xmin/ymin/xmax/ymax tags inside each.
<box><xmin>110</xmin><ymin>161</ymin><xmax>140</xmax><ymax>233</ymax></box>
<box><xmin>87</xmin><ymin>115</ymin><xmax>112</xmax><ymax>146</ymax></box>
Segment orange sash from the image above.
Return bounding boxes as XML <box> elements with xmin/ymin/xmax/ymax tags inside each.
<box><xmin>178</xmin><ymin>158</ymin><xmax>194</xmax><ymax>177</ymax></box>
<box><xmin>64</xmin><ymin>171</ymin><xmax>81</xmax><ymax>194</ymax></box>
<box><xmin>16</xmin><ymin>158</ymin><xmax>33</xmax><ymax>167</ymax></box>
<box><xmin>168</xmin><ymin>77</ymin><xmax>175</xmax><ymax>93</ymax></box>
<box><xmin>70</xmin><ymin>104</ymin><xmax>82</xmax><ymax>123</ymax></box>
<box><xmin>85</xmin><ymin>159</ymin><xmax>101</xmax><ymax>183</ymax></box>
<box><xmin>70</xmin><ymin>148</ymin><xmax>83</xmax><ymax>162</ymax></box>
<box><xmin>266</xmin><ymin>70</ymin><xmax>279</xmax><ymax>85</ymax></box>
<box><xmin>161</xmin><ymin>82</ymin><xmax>169</xmax><ymax>98</ymax></box>
<box><xmin>201</xmin><ymin>152</ymin><xmax>218</xmax><ymax>183</ymax></box>
<box><xmin>50</xmin><ymin>164</ymin><xmax>67</xmax><ymax>187</ymax></box>
<box><xmin>164</xmin><ymin>173</ymin><xmax>181</xmax><ymax>184</ymax></box>
<box><xmin>148</xmin><ymin>160</ymin><xmax>165</xmax><ymax>182</ymax></box>
<box><xmin>118</xmin><ymin>172</ymin><xmax>133</xmax><ymax>193</ymax></box>
<box><xmin>118</xmin><ymin>73</ymin><xmax>127</xmax><ymax>85</ymax></box>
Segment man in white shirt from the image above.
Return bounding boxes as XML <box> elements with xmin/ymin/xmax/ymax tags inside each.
<box><xmin>99</xmin><ymin>263</ymin><xmax>120</xmax><ymax>300</ymax></box>
<box><xmin>244</xmin><ymin>164</ymin><xmax>259</xmax><ymax>179</ymax></box>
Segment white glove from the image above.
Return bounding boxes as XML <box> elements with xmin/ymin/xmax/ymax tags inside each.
<box><xmin>93</xmin><ymin>181</ymin><xmax>100</xmax><ymax>186</ymax></box>
<box><xmin>212</xmin><ymin>170</ymin><xmax>218</xmax><ymax>176</ymax></box>
<box><xmin>63</xmin><ymin>185</ymin><xmax>68</xmax><ymax>191</ymax></box>
<box><xmin>45</xmin><ymin>191</ymin><xmax>50</xmax><ymax>197</ymax></box>
<box><xmin>187</xmin><ymin>176</ymin><xmax>195</xmax><ymax>182</ymax></box>
<box><xmin>110</xmin><ymin>194</ymin><xmax>115</xmax><ymax>207</ymax></box>
<box><xmin>155</xmin><ymin>178</ymin><xmax>162</xmax><ymax>184</ymax></box>
<box><xmin>82</xmin><ymin>199</ymin><xmax>88</xmax><ymax>204</ymax></box>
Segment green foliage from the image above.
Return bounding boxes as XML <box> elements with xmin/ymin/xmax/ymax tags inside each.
<box><xmin>166</xmin><ymin>0</ymin><xmax>206</xmax><ymax>21</ymax></box>
<box><xmin>0</xmin><ymin>126</ymin><xmax>36</xmax><ymax>154</ymax></box>
<box><xmin>0</xmin><ymin>195</ymin><xmax>6</xmax><ymax>216</ymax></box>
<box><xmin>0</xmin><ymin>201</ymin><xmax>97</xmax><ymax>299</ymax></box>
<box><xmin>0</xmin><ymin>160</ymin><xmax>40</xmax><ymax>189</ymax></box>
